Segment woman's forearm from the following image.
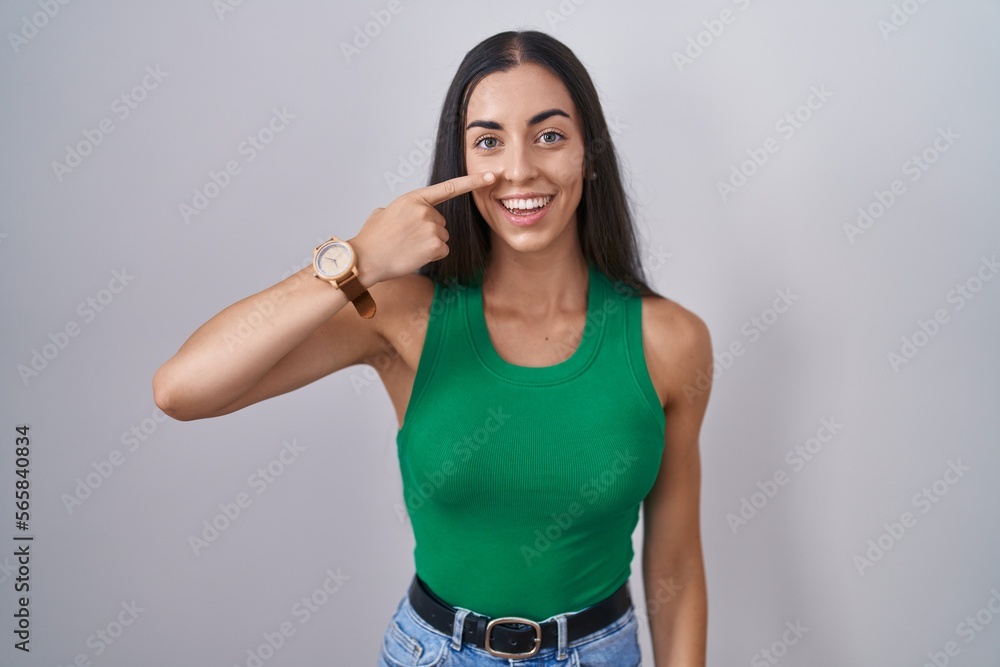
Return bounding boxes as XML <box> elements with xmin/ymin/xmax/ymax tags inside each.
<box><xmin>152</xmin><ymin>261</ymin><xmax>368</xmax><ymax>421</ymax></box>
<box><xmin>644</xmin><ymin>556</ymin><xmax>708</xmax><ymax>667</ymax></box>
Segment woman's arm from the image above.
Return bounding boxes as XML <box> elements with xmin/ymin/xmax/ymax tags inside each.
<box><xmin>152</xmin><ymin>171</ymin><xmax>497</xmax><ymax>422</ymax></box>
<box><xmin>641</xmin><ymin>298</ymin><xmax>713</xmax><ymax>667</ymax></box>
<box><xmin>152</xmin><ymin>242</ymin><xmax>388</xmax><ymax>421</ymax></box>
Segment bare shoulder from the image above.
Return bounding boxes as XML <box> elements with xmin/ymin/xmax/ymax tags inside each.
<box><xmin>368</xmin><ymin>271</ymin><xmax>435</xmax><ymax>320</ymax></box>
<box><xmin>640</xmin><ymin>294</ymin><xmax>714</xmax><ymax>410</ymax></box>
<box><xmin>364</xmin><ymin>272</ymin><xmax>437</xmax><ymax>369</ymax></box>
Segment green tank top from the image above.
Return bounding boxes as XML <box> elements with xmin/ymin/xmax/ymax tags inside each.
<box><xmin>397</xmin><ymin>262</ymin><xmax>665</xmax><ymax>620</ymax></box>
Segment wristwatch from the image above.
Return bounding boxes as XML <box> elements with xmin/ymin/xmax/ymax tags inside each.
<box><xmin>312</xmin><ymin>236</ymin><xmax>376</xmax><ymax>319</ymax></box>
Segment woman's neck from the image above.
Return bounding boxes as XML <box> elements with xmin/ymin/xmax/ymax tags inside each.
<box><xmin>480</xmin><ymin>243</ymin><xmax>590</xmax><ymax>319</ymax></box>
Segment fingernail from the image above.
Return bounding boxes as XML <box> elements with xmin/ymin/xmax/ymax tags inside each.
<box><xmin>484</xmin><ymin>172</ymin><xmax>494</xmax><ymax>183</ymax></box>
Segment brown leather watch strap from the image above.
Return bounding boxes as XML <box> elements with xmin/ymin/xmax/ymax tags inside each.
<box><xmin>338</xmin><ymin>271</ymin><xmax>376</xmax><ymax>319</ymax></box>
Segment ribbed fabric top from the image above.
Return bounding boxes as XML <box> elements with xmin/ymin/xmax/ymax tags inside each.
<box><xmin>396</xmin><ymin>263</ymin><xmax>665</xmax><ymax>620</ymax></box>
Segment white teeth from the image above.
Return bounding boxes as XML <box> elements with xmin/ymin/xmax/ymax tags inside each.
<box><xmin>501</xmin><ymin>195</ymin><xmax>552</xmax><ymax>211</ymax></box>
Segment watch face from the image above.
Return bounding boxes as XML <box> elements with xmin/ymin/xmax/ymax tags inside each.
<box><xmin>315</xmin><ymin>241</ymin><xmax>353</xmax><ymax>278</ymax></box>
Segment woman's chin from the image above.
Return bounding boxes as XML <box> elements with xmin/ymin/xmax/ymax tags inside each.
<box><xmin>487</xmin><ymin>221</ymin><xmax>577</xmax><ymax>257</ymax></box>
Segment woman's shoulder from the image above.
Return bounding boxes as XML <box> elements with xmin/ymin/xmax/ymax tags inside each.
<box><xmin>640</xmin><ymin>293</ymin><xmax>710</xmax><ymax>344</ymax></box>
<box><xmin>639</xmin><ymin>293</ymin><xmax>714</xmax><ymax>409</ymax></box>
<box><xmin>366</xmin><ymin>272</ymin><xmax>473</xmax><ymax>343</ymax></box>
<box><xmin>368</xmin><ymin>272</ymin><xmax>437</xmax><ymax>326</ymax></box>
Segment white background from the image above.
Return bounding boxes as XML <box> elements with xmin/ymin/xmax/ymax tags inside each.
<box><xmin>2</xmin><ymin>1</ymin><xmax>999</xmax><ymax>665</ymax></box>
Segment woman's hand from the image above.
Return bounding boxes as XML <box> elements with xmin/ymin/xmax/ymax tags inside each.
<box><xmin>152</xmin><ymin>170</ymin><xmax>496</xmax><ymax>421</ymax></box>
<box><xmin>350</xmin><ymin>171</ymin><xmax>495</xmax><ymax>286</ymax></box>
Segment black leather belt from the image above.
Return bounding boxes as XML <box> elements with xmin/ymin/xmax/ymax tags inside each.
<box><xmin>406</xmin><ymin>574</ymin><xmax>632</xmax><ymax>659</ymax></box>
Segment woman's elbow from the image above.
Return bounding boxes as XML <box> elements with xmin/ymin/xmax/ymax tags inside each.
<box><xmin>152</xmin><ymin>366</ymin><xmax>198</xmax><ymax>422</ymax></box>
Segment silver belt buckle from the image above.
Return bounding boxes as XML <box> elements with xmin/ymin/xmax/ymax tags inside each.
<box><xmin>484</xmin><ymin>616</ymin><xmax>542</xmax><ymax>658</ymax></box>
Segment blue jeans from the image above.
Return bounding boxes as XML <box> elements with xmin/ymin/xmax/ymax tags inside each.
<box><xmin>376</xmin><ymin>583</ymin><xmax>642</xmax><ymax>666</ymax></box>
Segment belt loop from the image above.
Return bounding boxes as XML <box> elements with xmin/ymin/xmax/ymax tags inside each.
<box><xmin>451</xmin><ymin>607</ymin><xmax>471</xmax><ymax>650</ymax></box>
<box><xmin>555</xmin><ymin>613</ymin><xmax>569</xmax><ymax>660</ymax></box>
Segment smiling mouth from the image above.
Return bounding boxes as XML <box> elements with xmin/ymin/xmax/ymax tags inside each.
<box><xmin>498</xmin><ymin>195</ymin><xmax>554</xmax><ymax>215</ymax></box>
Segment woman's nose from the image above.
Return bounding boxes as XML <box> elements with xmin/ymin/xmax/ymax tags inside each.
<box><xmin>499</xmin><ymin>144</ymin><xmax>538</xmax><ymax>182</ymax></box>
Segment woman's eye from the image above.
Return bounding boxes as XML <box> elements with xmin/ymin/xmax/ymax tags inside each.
<box><xmin>540</xmin><ymin>131</ymin><xmax>563</xmax><ymax>144</ymax></box>
<box><xmin>476</xmin><ymin>136</ymin><xmax>499</xmax><ymax>149</ymax></box>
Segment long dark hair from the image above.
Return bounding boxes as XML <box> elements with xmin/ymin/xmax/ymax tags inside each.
<box><xmin>418</xmin><ymin>30</ymin><xmax>657</xmax><ymax>298</ymax></box>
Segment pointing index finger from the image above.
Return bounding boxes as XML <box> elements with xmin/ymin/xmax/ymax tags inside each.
<box><xmin>419</xmin><ymin>171</ymin><xmax>495</xmax><ymax>207</ymax></box>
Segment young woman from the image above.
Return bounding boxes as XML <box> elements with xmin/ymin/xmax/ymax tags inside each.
<box><xmin>154</xmin><ymin>30</ymin><xmax>711</xmax><ymax>667</ymax></box>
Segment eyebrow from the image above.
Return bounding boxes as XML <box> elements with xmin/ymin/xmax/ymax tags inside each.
<box><xmin>465</xmin><ymin>108</ymin><xmax>571</xmax><ymax>131</ymax></box>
